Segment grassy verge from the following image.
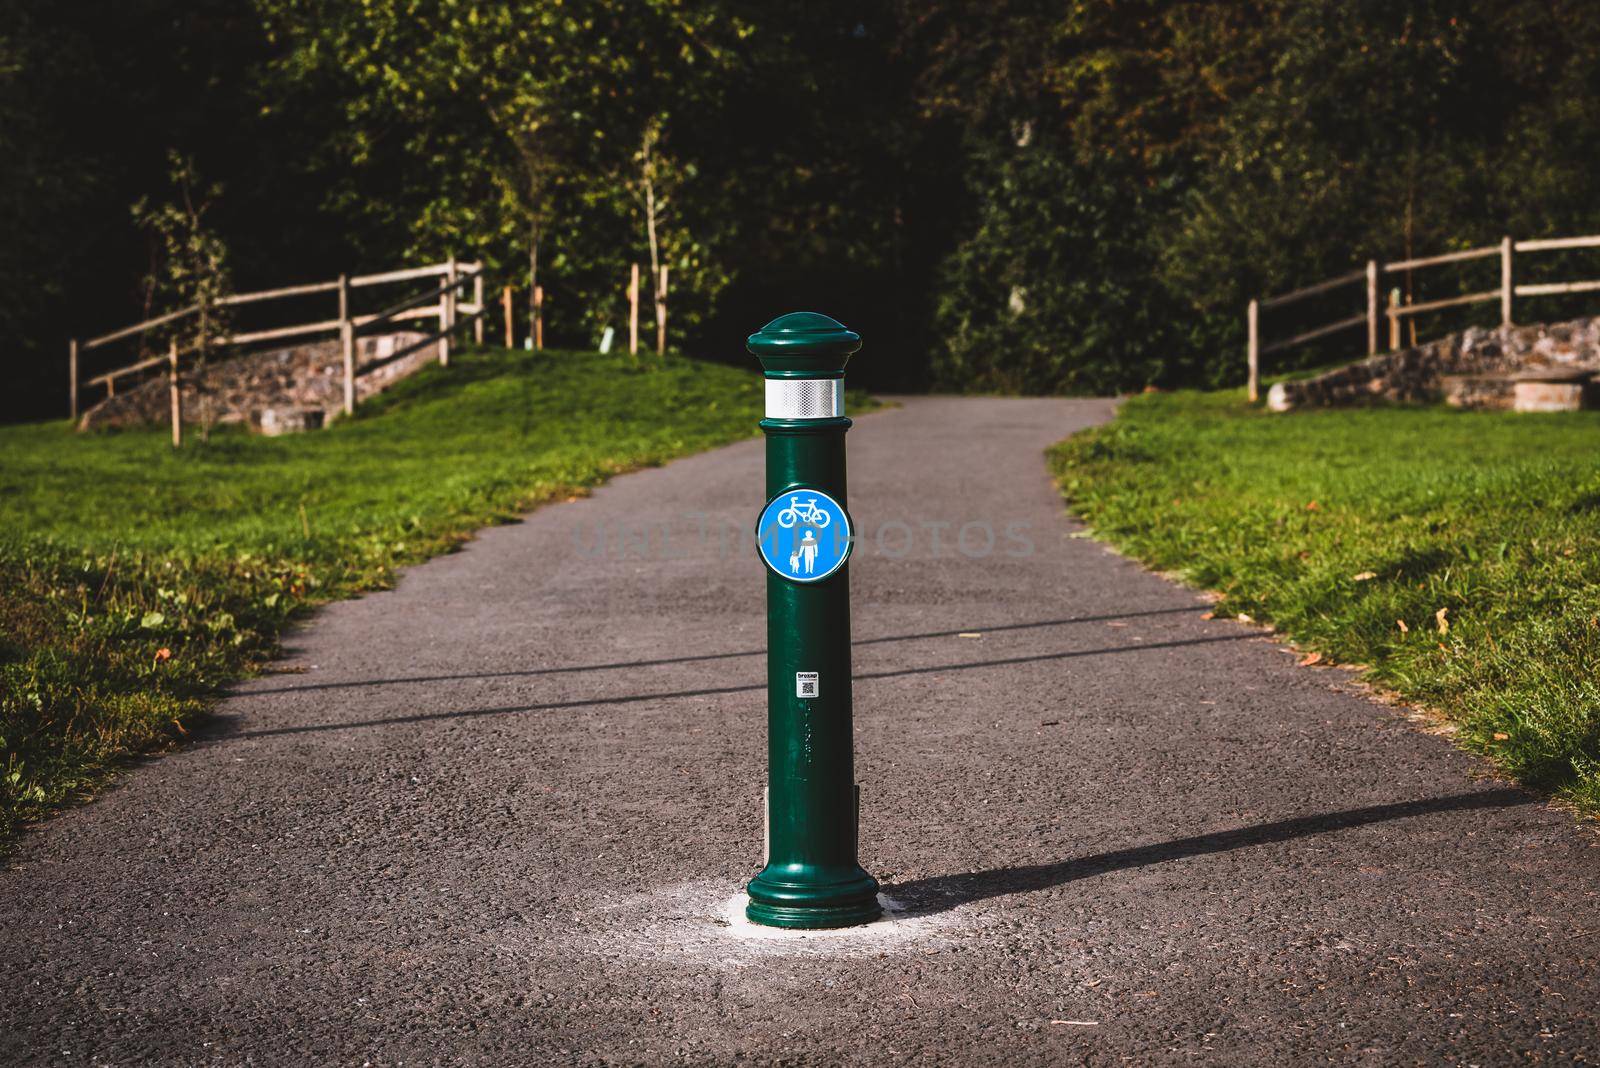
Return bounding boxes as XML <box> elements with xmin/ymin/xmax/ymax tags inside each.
<box><xmin>1</xmin><ymin>347</ymin><xmax>862</xmax><ymax>842</ymax></box>
<box><xmin>1050</xmin><ymin>390</ymin><xmax>1600</xmax><ymax>811</ymax></box>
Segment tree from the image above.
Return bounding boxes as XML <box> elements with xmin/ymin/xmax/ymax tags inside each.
<box><xmin>131</xmin><ymin>152</ymin><xmax>234</xmax><ymax>439</ymax></box>
<box><xmin>258</xmin><ymin>0</ymin><xmax>744</xmax><ymax>344</ymax></box>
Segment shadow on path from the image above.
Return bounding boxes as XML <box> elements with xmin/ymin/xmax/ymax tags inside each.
<box><xmin>231</xmin><ymin>605</ymin><xmax>1205</xmax><ymax>698</ymax></box>
<box><xmin>887</xmin><ymin>788</ymin><xmax>1535</xmax><ymax>915</ymax></box>
<box><xmin>232</xmin><ymin>631</ymin><xmax>1253</xmax><ymax>739</ymax></box>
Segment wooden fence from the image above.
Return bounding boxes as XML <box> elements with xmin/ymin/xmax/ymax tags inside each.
<box><xmin>1245</xmin><ymin>234</ymin><xmax>1600</xmax><ymax>402</ymax></box>
<box><xmin>70</xmin><ymin>258</ymin><xmax>487</xmax><ymax>422</ymax></box>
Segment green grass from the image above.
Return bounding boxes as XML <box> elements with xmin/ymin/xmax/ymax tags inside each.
<box><xmin>1051</xmin><ymin>390</ymin><xmax>1600</xmax><ymax>812</ymax></box>
<box><xmin>0</xmin><ymin>346</ymin><xmax>838</xmax><ymax>842</ymax></box>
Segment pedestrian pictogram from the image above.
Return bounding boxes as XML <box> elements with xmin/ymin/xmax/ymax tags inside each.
<box><xmin>755</xmin><ymin>489</ymin><xmax>851</xmax><ymax>583</ymax></box>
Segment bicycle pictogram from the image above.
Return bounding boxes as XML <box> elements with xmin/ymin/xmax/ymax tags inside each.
<box><xmin>775</xmin><ymin>495</ymin><xmax>833</xmax><ymax>530</ymax></box>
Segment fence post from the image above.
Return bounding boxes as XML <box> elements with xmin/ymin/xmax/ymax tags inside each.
<box><xmin>168</xmin><ymin>339</ymin><xmax>182</xmax><ymax>449</ymax></box>
<box><xmin>68</xmin><ymin>338</ymin><xmax>79</xmax><ymax>423</ymax></box>
<box><xmin>1366</xmin><ymin>260</ymin><xmax>1379</xmax><ymax>355</ymax></box>
<box><xmin>339</xmin><ymin>273</ymin><xmax>354</xmax><ymax>417</ymax></box>
<box><xmin>1388</xmin><ymin>288</ymin><xmax>1401</xmax><ymax>350</ymax></box>
<box><xmin>656</xmin><ymin>264</ymin><xmax>669</xmax><ymax>356</ymax></box>
<box><xmin>1246</xmin><ymin>299</ymin><xmax>1259</xmax><ymax>403</ymax></box>
<box><xmin>628</xmin><ymin>262</ymin><xmax>640</xmax><ymax>356</ymax></box>
<box><xmin>440</xmin><ymin>255</ymin><xmax>456</xmax><ymax>366</ymax></box>
<box><xmin>502</xmin><ymin>286</ymin><xmax>514</xmax><ymax>348</ymax></box>
<box><xmin>534</xmin><ymin>285</ymin><xmax>544</xmax><ymax>350</ymax></box>
<box><xmin>473</xmin><ymin>271</ymin><xmax>485</xmax><ymax>345</ymax></box>
<box><xmin>1501</xmin><ymin>236</ymin><xmax>1514</xmax><ymax>328</ymax></box>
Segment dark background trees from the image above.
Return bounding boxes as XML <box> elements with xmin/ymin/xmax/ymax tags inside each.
<box><xmin>5</xmin><ymin>0</ymin><xmax>1600</xmax><ymax>422</ymax></box>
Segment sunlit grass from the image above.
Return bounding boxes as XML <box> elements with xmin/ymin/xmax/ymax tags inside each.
<box><xmin>1051</xmin><ymin>390</ymin><xmax>1600</xmax><ymax>812</ymax></box>
<box><xmin>0</xmin><ymin>346</ymin><xmax>808</xmax><ymax>841</ymax></box>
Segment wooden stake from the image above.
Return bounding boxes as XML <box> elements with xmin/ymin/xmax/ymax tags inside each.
<box><xmin>69</xmin><ymin>338</ymin><xmax>78</xmax><ymax>423</ymax></box>
<box><xmin>440</xmin><ymin>254</ymin><xmax>456</xmax><ymax>366</ymax></box>
<box><xmin>168</xmin><ymin>339</ymin><xmax>182</xmax><ymax>449</ymax></box>
<box><xmin>1246</xmin><ymin>299</ymin><xmax>1259</xmax><ymax>403</ymax></box>
<box><xmin>628</xmin><ymin>262</ymin><xmax>640</xmax><ymax>356</ymax></box>
<box><xmin>339</xmin><ymin>273</ymin><xmax>354</xmax><ymax>417</ymax></box>
<box><xmin>656</xmin><ymin>264</ymin><xmax>668</xmax><ymax>356</ymax></box>
<box><xmin>473</xmin><ymin>272</ymin><xmax>485</xmax><ymax>345</ymax></box>
<box><xmin>502</xmin><ymin>286</ymin><xmax>514</xmax><ymax>349</ymax></box>
<box><xmin>534</xmin><ymin>286</ymin><xmax>544</xmax><ymax>350</ymax></box>
<box><xmin>1388</xmin><ymin>288</ymin><xmax>1402</xmax><ymax>350</ymax></box>
<box><xmin>1365</xmin><ymin>260</ymin><xmax>1379</xmax><ymax>356</ymax></box>
<box><xmin>1500</xmin><ymin>235</ymin><xmax>1514</xmax><ymax>327</ymax></box>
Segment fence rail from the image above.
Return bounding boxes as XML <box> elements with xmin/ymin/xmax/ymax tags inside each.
<box><xmin>1259</xmin><ymin>267</ymin><xmax>1368</xmax><ymax>311</ymax></box>
<box><xmin>1245</xmin><ymin>233</ymin><xmax>1600</xmax><ymax>402</ymax></box>
<box><xmin>71</xmin><ymin>258</ymin><xmax>487</xmax><ymax>422</ymax></box>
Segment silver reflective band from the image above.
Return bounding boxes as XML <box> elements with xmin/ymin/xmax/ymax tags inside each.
<box><xmin>765</xmin><ymin>377</ymin><xmax>844</xmax><ymax>419</ymax></box>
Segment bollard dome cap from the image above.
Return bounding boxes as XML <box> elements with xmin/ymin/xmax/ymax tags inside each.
<box><xmin>747</xmin><ymin>311</ymin><xmax>860</xmax><ymax>376</ymax></box>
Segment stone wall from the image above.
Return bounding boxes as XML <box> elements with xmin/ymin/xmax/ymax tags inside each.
<box><xmin>78</xmin><ymin>331</ymin><xmax>436</xmax><ymax>431</ymax></box>
<box><xmin>1267</xmin><ymin>316</ymin><xmax>1600</xmax><ymax>411</ymax></box>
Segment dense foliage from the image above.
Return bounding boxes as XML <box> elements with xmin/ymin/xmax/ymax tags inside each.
<box><xmin>6</xmin><ymin>1</ymin><xmax>1600</xmax><ymax>417</ymax></box>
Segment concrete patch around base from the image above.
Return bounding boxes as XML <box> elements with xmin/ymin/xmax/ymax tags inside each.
<box><xmin>716</xmin><ymin>891</ymin><xmax>928</xmax><ymax>943</ymax></box>
<box><xmin>542</xmin><ymin>881</ymin><xmax>964</xmax><ymax>971</ymax></box>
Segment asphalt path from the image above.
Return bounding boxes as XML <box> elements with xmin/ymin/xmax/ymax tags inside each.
<box><xmin>3</xmin><ymin>396</ymin><xmax>1597</xmax><ymax>1065</ymax></box>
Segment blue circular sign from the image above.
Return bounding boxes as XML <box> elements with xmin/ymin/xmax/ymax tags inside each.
<box><xmin>756</xmin><ymin>488</ymin><xmax>852</xmax><ymax>583</ymax></box>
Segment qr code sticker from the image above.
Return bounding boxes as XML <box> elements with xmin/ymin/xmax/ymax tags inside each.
<box><xmin>796</xmin><ymin>672</ymin><xmax>819</xmax><ymax>698</ymax></box>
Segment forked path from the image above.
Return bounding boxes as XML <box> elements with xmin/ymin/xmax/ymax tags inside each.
<box><xmin>3</xmin><ymin>397</ymin><xmax>1597</xmax><ymax>1065</ymax></box>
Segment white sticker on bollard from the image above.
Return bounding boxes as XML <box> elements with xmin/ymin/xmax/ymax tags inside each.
<box><xmin>796</xmin><ymin>672</ymin><xmax>819</xmax><ymax>698</ymax></box>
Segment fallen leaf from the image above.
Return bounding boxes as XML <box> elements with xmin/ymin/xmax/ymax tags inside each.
<box><xmin>1299</xmin><ymin>652</ymin><xmax>1324</xmax><ymax>666</ymax></box>
<box><xmin>153</xmin><ymin>647</ymin><xmax>172</xmax><ymax>662</ymax></box>
<box><xmin>1305</xmin><ymin>500</ymin><xmax>1320</xmax><ymax>511</ymax></box>
<box><xmin>1493</xmin><ymin>732</ymin><xmax>1510</xmax><ymax>741</ymax></box>
<box><xmin>1200</xmin><ymin>611</ymin><xmax>1216</xmax><ymax>620</ymax></box>
<box><xmin>1352</xmin><ymin>571</ymin><xmax>1377</xmax><ymax>582</ymax></box>
<box><xmin>1237</xmin><ymin>613</ymin><xmax>1253</xmax><ymax>623</ymax></box>
<box><xmin>1397</xmin><ymin>619</ymin><xmax>1410</xmax><ymax>633</ymax></box>
<box><xmin>1435</xmin><ymin>607</ymin><xmax>1450</xmax><ymax>634</ymax></box>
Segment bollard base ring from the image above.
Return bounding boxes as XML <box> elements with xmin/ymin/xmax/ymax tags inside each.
<box><xmin>745</xmin><ymin>867</ymin><xmax>882</xmax><ymax>929</ymax></box>
<box><xmin>744</xmin><ymin>897</ymin><xmax>883</xmax><ymax>930</ymax></box>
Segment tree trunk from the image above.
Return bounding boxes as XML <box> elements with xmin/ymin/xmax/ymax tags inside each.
<box><xmin>644</xmin><ymin>173</ymin><xmax>660</xmax><ymax>305</ymax></box>
<box><xmin>196</xmin><ymin>307</ymin><xmax>211</xmax><ymax>442</ymax></box>
<box><xmin>641</xmin><ymin>125</ymin><xmax>662</xmax><ymax>359</ymax></box>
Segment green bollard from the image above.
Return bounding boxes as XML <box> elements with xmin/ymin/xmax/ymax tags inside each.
<box><xmin>745</xmin><ymin>311</ymin><xmax>881</xmax><ymax>929</ymax></box>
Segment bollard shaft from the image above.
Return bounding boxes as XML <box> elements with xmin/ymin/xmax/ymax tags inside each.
<box><xmin>745</xmin><ymin>311</ymin><xmax>879</xmax><ymax>929</ymax></box>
